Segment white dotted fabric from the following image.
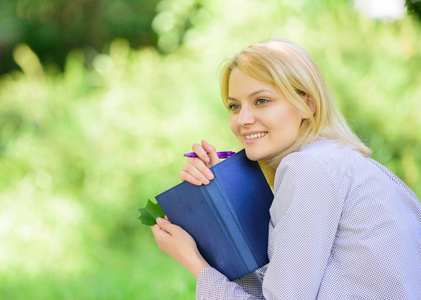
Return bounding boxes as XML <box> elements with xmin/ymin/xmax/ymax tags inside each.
<box><xmin>196</xmin><ymin>139</ymin><xmax>421</xmax><ymax>299</ymax></box>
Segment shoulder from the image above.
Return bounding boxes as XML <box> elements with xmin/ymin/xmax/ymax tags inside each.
<box><xmin>270</xmin><ymin>140</ymin><xmax>348</xmax><ymax>226</ymax></box>
<box><xmin>274</xmin><ymin>139</ymin><xmax>357</xmax><ymax>189</ymax></box>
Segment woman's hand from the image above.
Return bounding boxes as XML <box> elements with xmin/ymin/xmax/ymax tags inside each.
<box><xmin>152</xmin><ymin>217</ymin><xmax>210</xmax><ymax>278</ymax></box>
<box><xmin>179</xmin><ymin>140</ymin><xmax>220</xmax><ymax>185</ymax></box>
<box><xmin>153</xmin><ymin>140</ymin><xmax>217</xmax><ymax>277</ymax></box>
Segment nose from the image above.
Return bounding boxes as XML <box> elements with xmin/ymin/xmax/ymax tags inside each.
<box><xmin>238</xmin><ymin>106</ymin><xmax>255</xmax><ymax>126</ymax></box>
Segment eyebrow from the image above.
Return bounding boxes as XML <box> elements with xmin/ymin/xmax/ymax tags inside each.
<box><xmin>227</xmin><ymin>89</ymin><xmax>274</xmax><ymax>101</ymax></box>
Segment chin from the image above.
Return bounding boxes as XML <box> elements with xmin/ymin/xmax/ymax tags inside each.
<box><xmin>244</xmin><ymin>149</ymin><xmax>269</xmax><ymax>161</ymax></box>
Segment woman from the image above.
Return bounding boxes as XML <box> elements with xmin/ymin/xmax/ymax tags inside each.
<box><xmin>151</xmin><ymin>39</ymin><xmax>421</xmax><ymax>299</ymax></box>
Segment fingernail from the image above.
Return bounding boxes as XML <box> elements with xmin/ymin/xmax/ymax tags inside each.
<box><xmin>203</xmin><ymin>178</ymin><xmax>210</xmax><ymax>185</ymax></box>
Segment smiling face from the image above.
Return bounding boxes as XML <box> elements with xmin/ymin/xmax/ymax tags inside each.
<box><xmin>228</xmin><ymin>68</ymin><xmax>306</xmax><ymax>161</ymax></box>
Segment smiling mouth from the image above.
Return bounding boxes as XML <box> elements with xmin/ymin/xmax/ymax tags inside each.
<box><xmin>244</xmin><ymin>132</ymin><xmax>268</xmax><ymax>140</ymax></box>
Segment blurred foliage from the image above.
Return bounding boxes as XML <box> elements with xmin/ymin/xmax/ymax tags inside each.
<box><xmin>0</xmin><ymin>0</ymin><xmax>204</xmax><ymax>75</ymax></box>
<box><xmin>406</xmin><ymin>0</ymin><xmax>421</xmax><ymax>21</ymax></box>
<box><xmin>0</xmin><ymin>0</ymin><xmax>420</xmax><ymax>298</ymax></box>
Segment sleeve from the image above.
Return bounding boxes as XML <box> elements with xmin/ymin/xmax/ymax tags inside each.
<box><xmin>196</xmin><ymin>267</ymin><xmax>265</xmax><ymax>300</ymax></box>
<box><xmin>261</xmin><ymin>153</ymin><xmax>344</xmax><ymax>299</ymax></box>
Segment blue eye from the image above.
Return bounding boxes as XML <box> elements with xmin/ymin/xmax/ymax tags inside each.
<box><xmin>256</xmin><ymin>99</ymin><xmax>268</xmax><ymax>105</ymax></box>
<box><xmin>228</xmin><ymin>103</ymin><xmax>240</xmax><ymax>111</ymax></box>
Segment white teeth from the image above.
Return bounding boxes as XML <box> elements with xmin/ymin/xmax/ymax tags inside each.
<box><xmin>245</xmin><ymin>132</ymin><xmax>267</xmax><ymax>140</ymax></box>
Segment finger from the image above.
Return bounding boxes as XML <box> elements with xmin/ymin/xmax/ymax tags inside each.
<box><xmin>192</xmin><ymin>143</ymin><xmax>210</xmax><ymax>164</ymax></box>
<box><xmin>151</xmin><ymin>224</ymin><xmax>160</xmax><ymax>236</ymax></box>
<box><xmin>179</xmin><ymin>170</ymin><xmax>204</xmax><ymax>186</ymax></box>
<box><xmin>151</xmin><ymin>224</ymin><xmax>169</xmax><ymax>241</ymax></box>
<box><xmin>189</xmin><ymin>158</ymin><xmax>214</xmax><ymax>181</ymax></box>
<box><xmin>156</xmin><ymin>217</ymin><xmax>177</xmax><ymax>234</ymax></box>
<box><xmin>201</xmin><ymin>140</ymin><xmax>220</xmax><ymax>167</ymax></box>
<box><xmin>181</xmin><ymin>161</ymin><xmax>212</xmax><ymax>184</ymax></box>
<box><xmin>151</xmin><ymin>224</ymin><xmax>172</xmax><ymax>252</ymax></box>
<box><xmin>182</xmin><ymin>161</ymin><xmax>210</xmax><ymax>183</ymax></box>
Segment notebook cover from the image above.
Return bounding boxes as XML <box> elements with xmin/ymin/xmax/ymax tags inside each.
<box><xmin>155</xmin><ymin>149</ymin><xmax>273</xmax><ymax>280</ymax></box>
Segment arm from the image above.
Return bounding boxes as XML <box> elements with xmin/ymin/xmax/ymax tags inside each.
<box><xmin>152</xmin><ymin>139</ymin><xmax>217</xmax><ymax>277</ymax></box>
<box><xmin>151</xmin><ymin>217</ymin><xmax>210</xmax><ymax>278</ymax></box>
<box><xmin>152</xmin><ymin>218</ymin><xmax>265</xmax><ymax>299</ymax></box>
<box><xmin>153</xmin><ymin>140</ymin><xmax>265</xmax><ymax>298</ymax></box>
<box><xmin>261</xmin><ymin>153</ymin><xmax>344</xmax><ymax>298</ymax></box>
<box><xmin>154</xmin><ymin>150</ymin><xmax>344</xmax><ymax>299</ymax></box>
<box><xmin>196</xmin><ymin>153</ymin><xmax>344</xmax><ymax>299</ymax></box>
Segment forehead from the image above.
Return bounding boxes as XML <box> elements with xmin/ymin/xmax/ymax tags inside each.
<box><xmin>228</xmin><ymin>68</ymin><xmax>277</xmax><ymax>97</ymax></box>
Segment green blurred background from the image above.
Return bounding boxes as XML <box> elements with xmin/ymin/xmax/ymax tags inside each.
<box><xmin>0</xmin><ymin>0</ymin><xmax>420</xmax><ymax>299</ymax></box>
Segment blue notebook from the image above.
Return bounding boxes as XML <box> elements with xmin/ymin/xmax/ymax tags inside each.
<box><xmin>155</xmin><ymin>149</ymin><xmax>274</xmax><ymax>280</ymax></box>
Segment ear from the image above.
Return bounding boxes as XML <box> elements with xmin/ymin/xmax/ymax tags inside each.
<box><xmin>306</xmin><ymin>94</ymin><xmax>317</xmax><ymax>115</ymax></box>
<box><xmin>300</xmin><ymin>94</ymin><xmax>316</xmax><ymax>119</ymax></box>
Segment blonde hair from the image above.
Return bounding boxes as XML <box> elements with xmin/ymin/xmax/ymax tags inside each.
<box><xmin>220</xmin><ymin>38</ymin><xmax>371</xmax><ymax>186</ymax></box>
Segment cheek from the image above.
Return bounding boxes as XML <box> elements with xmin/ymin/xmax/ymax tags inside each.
<box><xmin>270</xmin><ymin>110</ymin><xmax>302</xmax><ymax>135</ymax></box>
<box><xmin>229</xmin><ymin>116</ymin><xmax>239</xmax><ymax>135</ymax></box>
